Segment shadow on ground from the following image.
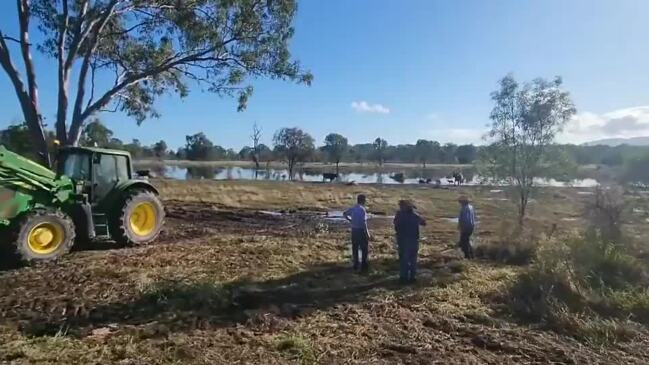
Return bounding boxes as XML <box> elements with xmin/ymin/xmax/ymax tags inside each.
<box><xmin>16</xmin><ymin>258</ymin><xmax>465</xmax><ymax>338</ymax></box>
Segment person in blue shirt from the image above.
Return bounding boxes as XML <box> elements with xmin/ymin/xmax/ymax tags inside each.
<box><xmin>344</xmin><ymin>194</ymin><xmax>370</xmax><ymax>272</ymax></box>
<box><xmin>457</xmin><ymin>195</ymin><xmax>476</xmax><ymax>259</ymax></box>
<box><xmin>394</xmin><ymin>200</ymin><xmax>426</xmax><ymax>284</ymax></box>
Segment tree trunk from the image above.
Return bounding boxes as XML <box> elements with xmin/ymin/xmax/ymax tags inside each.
<box><xmin>67</xmin><ymin>121</ymin><xmax>84</xmax><ymax>146</ymax></box>
<box><xmin>288</xmin><ymin>159</ymin><xmax>294</xmax><ymax>181</ymax></box>
<box><xmin>335</xmin><ymin>161</ymin><xmax>340</xmax><ymax>175</ymax></box>
<box><xmin>518</xmin><ymin>190</ymin><xmax>528</xmax><ymax>226</ymax></box>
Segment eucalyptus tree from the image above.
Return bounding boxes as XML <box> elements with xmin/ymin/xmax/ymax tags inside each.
<box><xmin>323</xmin><ymin>133</ymin><xmax>348</xmax><ymax>174</ymax></box>
<box><xmin>273</xmin><ymin>127</ymin><xmax>314</xmax><ymax>180</ymax></box>
<box><xmin>481</xmin><ymin>74</ymin><xmax>576</xmax><ymax>224</ymax></box>
<box><xmin>0</xmin><ymin>0</ymin><xmax>311</xmax><ymax>165</ymax></box>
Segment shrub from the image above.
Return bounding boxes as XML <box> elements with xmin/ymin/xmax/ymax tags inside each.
<box><xmin>569</xmin><ymin>232</ymin><xmax>645</xmax><ymax>290</ymax></box>
<box><xmin>584</xmin><ymin>186</ymin><xmax>625</xmax><ymax>242</ymax></box>
<box><xmin>474</xmin><ymin>220</ymin><xmax>540</xmax><ymax>265</ymax></box>
<box><xmin>506</xmin><ymin>232</ymin><xmax>649</xmax><ymax>342</ymax></box>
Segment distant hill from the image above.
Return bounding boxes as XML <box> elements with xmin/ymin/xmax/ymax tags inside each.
<box><xmin>583</xmin><ymin>137</ymin><xmax>649</xmax><ymax>146</ymax></box>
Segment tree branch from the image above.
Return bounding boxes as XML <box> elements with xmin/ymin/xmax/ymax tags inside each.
<box><xmin>79</xmin><ymin>46</ymin><xmax>228</xmax><ymax>123</ymax></box>
<box><xmin>1</xmin><ymin>35</ymin><xmax>22</xmax><ymax>44</ymax></box>
<box><xmin>0</xmin><ymin>30</ymin><xmax>33</xmax><ymax>119</ymax></box>
<box><xmin>69</xmin><ymin>0</ymin><xmax>120</xmax><ymax>144</ymax></box>
<box><xmin>85</xmin><ymin>59</ymin><xmax>97</xmax><ymax>111</ymax></box>
<box><xmin>56</xmin><ymin>0</ymin><xmax>70</xmax><ymax>143</ymax></box>
<box><xmin>17</xmin><ymin>0</ymin><xmax>38</xmax><ymax>103</ymax></box>
<box><xmin>0</xmin><ymin>29</ymin><xmax>49</xmax><ymax>165</ymax></box>
<box><xmin>63</xmin><ymin>0</ymin><xmax>89</xmax><ymax>71</ymax></box>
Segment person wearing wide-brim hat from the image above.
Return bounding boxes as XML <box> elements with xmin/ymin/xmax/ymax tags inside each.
<box><xmin>394</xmin><ymin>199</ymin><xmax>426</xmax><ymax>284</ymax></box>
<box><xmin>457</xmin><ymin>195</ymin><xmax>476</xmax><ymax>259</ymax></box>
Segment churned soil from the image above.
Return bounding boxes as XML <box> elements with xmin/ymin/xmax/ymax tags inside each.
<box><xmin>0</xmin><ymin>181</ymin><xmax>648</xmax><ymax>364</ymax></box>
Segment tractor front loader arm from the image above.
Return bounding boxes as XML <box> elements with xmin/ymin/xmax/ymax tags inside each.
<box><xmin>0</xmin><ymin>146</ymin><xmax>74</xmax><ymax>226</ymax></box>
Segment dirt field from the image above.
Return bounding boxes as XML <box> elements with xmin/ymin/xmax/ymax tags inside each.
<box><xmin>1</xmin><ymin>180</ymin><xmax>648</xmax><ymax>364</ymax></box>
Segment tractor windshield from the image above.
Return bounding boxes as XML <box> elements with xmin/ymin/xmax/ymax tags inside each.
<box><xmin>60</xmin><ymin>152</ymin><xmax>91</xmax><ymax>182</ymax></box>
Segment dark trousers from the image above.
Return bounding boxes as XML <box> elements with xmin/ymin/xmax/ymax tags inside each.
<box><xmin>398</xmin><ymin>240</ymin><xmax>419</xmax><ymax>282</ymax></box>
<box><xmin>351</xmin><ymin>228</ymin><xmax>369</xmax><ymax>271</ymax></box>
<box><xmin>459</xmin><ymin>227</ymin><xmax>474</xmax><ymax>259</ymax></box>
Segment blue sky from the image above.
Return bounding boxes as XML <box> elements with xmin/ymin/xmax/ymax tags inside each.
<box><xmin>1</xmin><ymin>0</ymin><xmax>649</xmax><ymax>149</ymax></box>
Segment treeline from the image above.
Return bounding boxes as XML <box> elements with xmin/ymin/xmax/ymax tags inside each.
<box><xmin>2</xmin><ymin>120</ymin><xmax>649</xmax><ymax>169</ymax></box>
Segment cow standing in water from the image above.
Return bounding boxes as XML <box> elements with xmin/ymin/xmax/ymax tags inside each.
<box><xmin>452</xmin><ymin>171</ymin><xmax>464</xmax><ymax>186</ymax></box>
<box><xmin>323</xmin><ymin>173</ymin><xmax>339</xmax><ymax>182</ymax></box>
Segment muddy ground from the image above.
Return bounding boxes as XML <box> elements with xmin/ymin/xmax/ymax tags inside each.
<box><xmin>1</xmin><ymin>181</ymin><xmax>648</xmax><ymax>364</ymax></box>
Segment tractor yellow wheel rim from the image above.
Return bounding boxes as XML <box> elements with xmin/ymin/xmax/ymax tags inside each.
<box><xmin>129</xmin><ymin>202</ymin><xmax>157</xmax><ymax>236</ymax></box>
<box><xmin>28</xmin><ymin>222</ymin><xmax>65</xmax><ymax>254</ymax></box>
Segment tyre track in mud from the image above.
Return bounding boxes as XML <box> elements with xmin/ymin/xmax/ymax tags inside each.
<box><xmin>0</xmin><ymin>200</ymin><xmax>348</xmax><ymax>335</ymax></box>
<box><xmin>0</xmin><ymin>199</ymin><xmax>648</xmax><ymax>364</ymax></box>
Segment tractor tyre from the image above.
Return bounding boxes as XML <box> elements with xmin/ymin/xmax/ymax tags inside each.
<box><xmin>15</xmin><ymin>209</ymin><xmax>75</xmax><ymax>262</ymax></box>
<box><xmin>110</xmin><ymin>190</ymin><xmax>164</xmax><ymax>246</ymax></box>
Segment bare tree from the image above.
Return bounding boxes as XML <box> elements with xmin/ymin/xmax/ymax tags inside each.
<box><xmin>251</xmin><ymin>122</ymin><xmax>262</xmax><ymax>171</ymax></box>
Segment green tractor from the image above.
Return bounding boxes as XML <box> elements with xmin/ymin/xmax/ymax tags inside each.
<box><xmin>0</xmin><ymin>145</ymin><xmax>164</xmax><ymax>262</ymax></box>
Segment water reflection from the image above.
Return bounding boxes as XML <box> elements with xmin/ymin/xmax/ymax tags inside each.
<box><xmin>157</xmin><ymin>165</ymin><xmax>599</xmax><ymax>187</ymax></box>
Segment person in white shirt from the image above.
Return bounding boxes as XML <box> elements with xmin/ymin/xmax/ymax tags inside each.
<box><xmin>343</xmin><ymin>194</ymin><xmax>370</xmax><ymax>272</ymax></box>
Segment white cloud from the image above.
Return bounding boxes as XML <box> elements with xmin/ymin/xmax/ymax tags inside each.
<box><xmin>424</xmin><ymin>128</ymin><xmax>488</xmax><ymax>145</ymax></box>
<box><xmin>351</xmin><ymin>101</ymin><xmax>390</xmax><ymax>114</ymax></box>
<box><xmin>558</xmin><ymin>106</ymin><xmax>649</xmax><ymax>144</ymax></box>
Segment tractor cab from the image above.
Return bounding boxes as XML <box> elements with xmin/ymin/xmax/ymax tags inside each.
<box><xmin>57</xmin><ymin>147</ymin><xmax>134</xmax><ymax>204</ymax></box>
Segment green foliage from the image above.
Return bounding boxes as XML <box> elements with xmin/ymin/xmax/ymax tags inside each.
<box><xmin>258</xmin><ymin>144</ymin><xmax>274</xmax><ymax>162</ymax></box>
<box><xmin>481</xmin><ymin>74</ymin><xmax>577</xmax><ymax>223</ymax></box>
<box><xmin>273</xmin><ymin>127</ymin><xmax>315</xmax><ymax>179</ymax></box>
<box><xmin>414</xmin><ymin>139</ymin><xmax>440</xmax><ymax>167</ymax></box>
<box><xmin>507</xmin><ymin>231</ymin><xmax>649</xmax><ymax>343</ymax></box>
<box><xmin>622</xmin><ymin>152</ymin><xmax>649</xmax><ymax>184</ymax></box>
<box><xmin>0</xmin><ymin>123</ymin><xmax>57</xmax><ymax>161</ymax></box>
<box><xmin>0</xmin><ymin>123</ymin><xmax>33</xmax><ymax>158</ymax></box>
<box><xmin>238</xmin><ymin>146</ymin><xmax>254</xmax><ymax>160</ymax></box>
<box><xmin>3</xmin><ymin>0</ymin><xmax>311</xmax><ymax>160</ymax></box>
<box><xmin>275</xmin><ymin>334</ymin><xmax>316</xmax><ymax>363</ymax></box>
<box><xmin>184</xmin><ymin>133</ymin><xmax>215</xmax><ymax>161</ymax></box>
<box><xmin>33</xmin><ymin>0</ymin><xmax>312</xmax><ymax>116</ymax></box>
<box><xmin>323</xmin><ymin>133</ymin><xmax>348</xmax><ymax>172</ymax></box>
<box><xmin>475</xmin><ymin>220</ymin><xmax>539</xmax><ymax>265</ymax></box>
<box><xmin>584</xmin><ymin>186</ymin><xmax>626</xmax><ymax>242</ymax></box>
<box><xmin>80</xmin><ymin>119</ymin><xmax>114</xmax><ymax>148</ymax></box>
<box><xmin>152</xmin><ymin>141</ymin><xmax>168</xmax><ymax>158</ymax></box>
<box><xmin>440</xmin><ymin>143</ymin><xmax>458</xmax><ymax>164</ymax></box>
<box><xmin>561</xmin><ymin>143</ymin><xmax>649</xmax><ymax>167</ymax></box>
<box><xmin>373</xmin><ymin>137</ymin><xmax>388</xmax><ymax>165</ymax></box>
<box><xmin>455</xmin><ymin>144</ymin><xmax>477</xmax><ymax>164</ymax></box>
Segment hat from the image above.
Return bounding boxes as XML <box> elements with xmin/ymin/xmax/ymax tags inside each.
<box><xmin>399</xmin><ymin>199</ymin><xmax>416</xmax><ymax>209</ymax></box>
<box><xmin>458</xmin><ymin>195</ymin><xmax>470</xmax><ymax>203</ymax></box>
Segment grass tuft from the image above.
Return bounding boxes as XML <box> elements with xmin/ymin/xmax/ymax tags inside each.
<box><xmin>275</xmin><ymin>334</ymin><xmax>316</xmax><ymax>363</ymax></box>
<box><xmin>506</xmin><ymin>230</ymin><xmax>649</xmax><ymax>343</ymax></box>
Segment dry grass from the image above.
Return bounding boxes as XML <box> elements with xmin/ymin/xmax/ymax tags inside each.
<box><xmin>0</xmin><ymin>180</ymin><xmax>647</xmax><ymax>364</ymax></box>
